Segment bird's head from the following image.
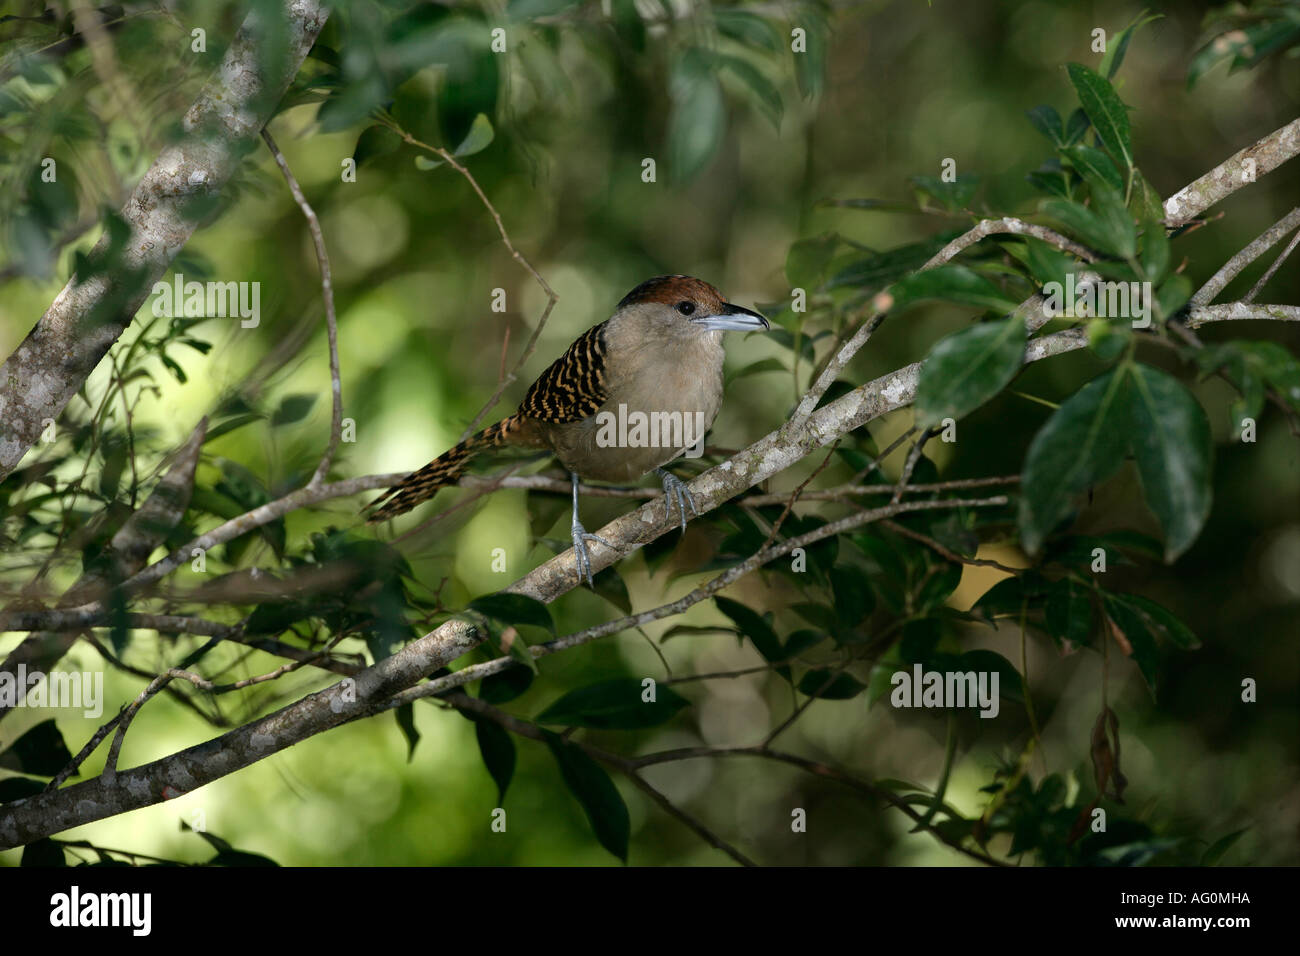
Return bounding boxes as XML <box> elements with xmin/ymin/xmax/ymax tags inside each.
<box><xmin>616</xmin><ymin>275</ymin><xmax>770</xmax><ymax>336</ymax></box>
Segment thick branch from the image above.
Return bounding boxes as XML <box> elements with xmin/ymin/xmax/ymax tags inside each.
<box><xmin>0</xmin><ymin>0</ymin><xmax>330</xmax><ymax>479</ymax></box>
<box><xmin>1164</xmin><ymin>117</ymin><xmax>1300</xmax><ymax>225</ymax></box>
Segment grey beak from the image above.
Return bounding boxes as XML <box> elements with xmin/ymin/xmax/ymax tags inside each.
<box><xmin>693</xmin><ymin>302</ymin><xmax>771</xmax><ymax>332</ymax></box>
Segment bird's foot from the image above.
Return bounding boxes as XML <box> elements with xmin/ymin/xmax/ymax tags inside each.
<box><xmin>657</xmin><ymin>469</ymin><xmax>699</xmax><ymax>533</ymax></box>
<box><xmin>570</xmin><ymin>519</ymin><xmax>613</xmax><ymax>587</ymax></box>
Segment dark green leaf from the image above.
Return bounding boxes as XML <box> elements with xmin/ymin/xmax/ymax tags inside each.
<box><xmin>797</xmin><ymin>669</ymin><xmax>867</xmax><ymax>699</ymax></box>
<box><xmin>0</xmin><ymin>719</ymin><xmax>73</xmax><ymax>777</ymax></box>
<box><xmin>1019</xmin><ymin>367</ymin><xmax>1132</xmax><ymax>554</ymax></box>
<box><xmin>1122</xmin><ymin>363</ymin><xmax>1212</xmax><ymax>560</ymax></box>
<box><xmin>537</xmin><ymin>679</ymin><xmax>689</xmax><ymax>730</ymax></box>
<box><xmin>668</xmin><ymin>49</ymin><xmax>726</xmax><ymax>181</ymax></box>
<box><xmin>1026</xmin><ymin>104</ymin><xmax>1064</xmax><ymax>144</ymax></box>
<box><xmin>1201</xmin><ymin>828</ymin><xmax>1248</xmax><ymax>865</ymax></box>
<box><xmin>1045</xmin><ymin>576</ymin><xmax>1092</xmax><ymax>648</ymax></box>
<box><xmin>1066</xmin><ymin>63</ymin><xmax>1132</xmax><ymax>171</ymax></box>
<box><xmin>475</xmin><ymin>718</ymin><xmax>516</xmax><ymax>804</ymax></box>
<box><xmin>469</xmin><ymin>593</ymin><xmax>556</xmax><ymax>636</ymax></box>
<box><xmin>478</xmin><ymin>666</ymin><xmax>534</xmax><ymax>704</ymax></box>
<box><xmin>1060</xmin><ymin>144</ymin><xmax>1123</xmax><ymax>192</ymax></box>
<box><xmin>395</xmin><ymin>703</ymin><xmax>420</xmax><ymax>761</ymax></box>
<box><xmin>353</xmin><ymin>125</ymin><xmax>402</xmax><ymax>166</ymax></box>
<box><xmin>1099</xmin><ymin>11</ymin><xmax>1163</xmax><ymax>79</ymax></box>
<box><xmin>543</xmin><ymin>731</ymin><xmax>630</xmax><ymax>861</ymax></box>
<box><xmin>915</xmin><ymin>315</ymin><xmax>1026</xmax><ymax>427</ymax></box>
<box><xmin>21</xmin><ymin>838</ymin><xmax>66</xmax><ymax>867</ymax></box>
<box><xmin>715</xmin><ymin>596</ymin><xmax>783</xmax><ymax>663</ymax></box>
<box><xmin>270</xmin><ymin>394</ymin><xmax>316</xmax><ymax>427</ymax></box>
<box><xmin>890</xmin><ymin>264</ymin><xmax>1019</xmax><ymax>314</ymax></box>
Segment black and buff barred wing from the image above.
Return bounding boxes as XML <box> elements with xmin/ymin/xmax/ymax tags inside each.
<box><xmin>517</xmin><ymin>321</ymin><xmax>609</xmax><ymax>423</ymax></box>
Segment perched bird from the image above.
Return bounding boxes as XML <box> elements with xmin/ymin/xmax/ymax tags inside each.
<box><xmin>365</xmin><ymin>275</ymin><xmax>769</xmax><ymax>583</ymax></box>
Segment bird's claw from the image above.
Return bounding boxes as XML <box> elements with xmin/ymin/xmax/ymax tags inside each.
<box><xmin>571</xmin><ymin>521</ymin><xmax>613</xmax><ymax>587</ymax></box>
<box><xmin>658</xmin><ymin>470</ymin><xmax>699</xmax><ymax>533</ymax></box>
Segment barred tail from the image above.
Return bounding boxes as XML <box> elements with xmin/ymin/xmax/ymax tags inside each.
<box><xmin>365</xmin><ymin>415</ymin><xmax>527</xmax><ymax>522</ymax></box>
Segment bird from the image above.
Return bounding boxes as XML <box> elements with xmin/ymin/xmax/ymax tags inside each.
<box><xmin>365</xmin><ymin>275</ymin><xmax>770</xmax><ymax>584</ymax></box>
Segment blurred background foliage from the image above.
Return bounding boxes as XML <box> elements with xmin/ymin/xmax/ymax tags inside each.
<box><xmin>0</xmin><ymin>0</ymin><xmax>1297</xmax><ymax>865</ymax></box>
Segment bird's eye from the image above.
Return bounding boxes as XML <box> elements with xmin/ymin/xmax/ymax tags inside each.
<box><xmin>676</xmin><ymin>301</ymin><xmax>696</xmax><ymax>316</ymax></box>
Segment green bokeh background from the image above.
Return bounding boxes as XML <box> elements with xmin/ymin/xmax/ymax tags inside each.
<box><xmin>1</xmin><ymin>0</ymin><xmax>1297</xmax><ymax>865</ymax></box>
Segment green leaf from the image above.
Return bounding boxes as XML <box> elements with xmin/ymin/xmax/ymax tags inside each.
<box><xmin>1099</xmin><ymin>11</ymin><xmax>1163</xmax><ymax>79</ymax></box>
<box><xmin>1139</xmin><ymin>214</ymin><xmax>1170</xmax><ymax>283</ymax></box>
<box><xmin>453</xmin><ymin>113</ymin><xmax>494</xmax><ymax>157</ymax></box>
<box><xmin>889</xmin><ymin>264</ymin><xmax>1019</xmax><ymax>314</ymax></box>
<box><xmin>1042</xmin><ymin>197</ymin><xmax>1131</xmax><ymax>258</ymax></box>
<box><xmin>536</xmin><ymin>679</ymin><xmax>689</xmax><ymax>730</ymax></box>
<box><xmin>0</xmin><ymin>777</ymin><xmax>45</xmax><ymax>803</ymax></box>
<box><xmin>716</xmin><ymin>54</ymin><xmax>783</xmax><ymax>130</ymax></box>
<box><xmin>1201</xmin><ymin>828</ymin><xmax>1248</xmax><ymax>866</ymax></box>
<box><xmin>543</xmin><ymin>731</ymin><xmax>630</xmax><ymax>861</ymax></box>
<box><xmin>793</xmin><ymin>17</ymin><xmax>828</xmax><ymax>99</ymax></box>
<box><xmin>1021</xmin><ymin>236</ymin><xmax>1079</xmax><ymax>290</ymax></box>
<box><xmin>715</xmin><ymin>596</ymin><xmax>784</xmax><ymax>665</ymax></box>
<box><xmin>1155</xmin><ymin>274</ymin><xmax>1191</xmax><ymax>321</ymax></box>
<box><xmin>1063</xmin><ymin>107</ymin><xmax>1091</xmax><ymax>145</ymax></box>
<box><xmin>270</xmin><ymin>393</ymin><xmax>317</xmax><ymax>427</ymax></box>
<box><xmin>1087</xmin><ymin>318</ymin><xmax>1131</xmax><ymax>362</ymax></box>
<box><xmin>474</xmin><ymin>718</ymin><xmax>516</xmax><ymax>804</ymax></box>
<box><xmin>1121</xmin><ymin>363</ymin><xmax>1212</xmax><ymax>560</ymax></box>
<box><xmin>0</xmin><ymin>719</ymin><xmax>73</xmax><ymax>777</ymax></box>
<box><xmin>507</xmin><ymin>0</ymin><xmax>581</xmax><ymax>20</ymax></box>
<box><xmin>21</xmin><ymin>839</ymin><xmax>66</xmax><ymax>867</ymax></box>
<box><xmin>1113</xmin><ymin>593</ymin><xmax>1200</xmax><ymax>649</ymax></box>
<box><xmin>829</xmin><ymin>565</ymin><xmax>875</xmax><ymax>626</ymax></box>
<box><xmin>1060</xmin><ymin>144</ymin><xmax>1124</xmax><ymax>192</ymax></box>
<box><xmin>914</xmin><ymin>315</ymin><xmax>1026</xmax><ymax>427</ymax></box>
<box><xmin>1065</xmin><ymin>63</ymin><xmax>1133</xmax><ymax>171</ymax></box>
<box><xmin>414</xmin><ymin>154</ymin><xmax>444</xmax><ymax>171</ymax></box>
<box><xmin>1045</xmin><ymin>576</ymin><xmax>1092</xmax><ymax>648</ymax></box>
<box><xmin>590</xmin><ymin>566</ymin><xmax>632</xmax><ymax>614</ymax></box>
<box><xmin>714</xmin><ymin>9</ymin><xmax>780</xmax><ymax>51</ymax></box>
<box><xmin>1019</xmin><ymin>367</ymin><xmax>1133</xmax><ymax>554</ymax></box>
<box><xmin>797</xmin><ymin>669</ymin><xmax>867</xmax><ymax>699</ymax></box>
<box><xmin>394</xmin><ymin>703</ymin><xmax>420</xmax><ymax>761</ymax></box>
<box><xmin>785</xmin><ymin>233</ymin><xmax>839</xmax><ymax>289</ymax></box>
<box><xmin>469</xmin><ymin>593</ymin><xmax>556</xmax><ymax>636</ymax></box>
<box><xmin>910</xmin><ymin>174</ymin><xmax>979</xmax><ymax>213</ymax></box>
<box><xmin>479</xmin><ymin>666</ymin><xmax>534</xmax><ymax>704</ymax></box>
<box><xmin>668</xmin><ymin>50</ymin><xmax>726</xmax><ymax>181</ymax></box>
<box><xmin>1026</xmin><ymin>104</ymin><xmax>1064</xmax><ymax>144</ymax></box>
<box><xmin>1103</xmin><ymin>594</ymin><xmax>1163</xmax><ymax>694</ymax></box>
<box><xmin>353</xmin><ymin>125</ymin><xmax>402</xmax><ymax>166</ymax></box>
<box><xmin>726</xmin><ymin>357</ymin><xmax>787</xmax><ymax>386</ymax></box>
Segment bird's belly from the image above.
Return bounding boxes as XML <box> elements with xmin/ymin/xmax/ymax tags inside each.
<box><xmin>546</xmin><ymin>396</ymin><xmax>720</xmax><ymax>482</ymax></box>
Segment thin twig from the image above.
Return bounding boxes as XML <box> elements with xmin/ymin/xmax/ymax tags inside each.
<box><xmin>377</xmin><ymin>117</ymin><xmax>559</xmax><ymax>442</ymax></box>
<box><xmin>261</xmin><ymin>127</ymin><xmax>343</xmax><ymax>486</ymax></box>
<box><xmin>381</xmin><ymin>495</ymin><xmax>1009</xmax><ymax>709</ymax></box>
<box><xmin>1190</xmin><ymin>207</ymin><xmax>1300</xmax><ymax>306</ymax></box>
<box><xmin>1245</xmin><ymin>226</ymin><xmax>1300</xmax><ymax>303</ymax></box>
<box><xmin>1186</xmin><ymin>303</ymin><xmax>1300</xmax><ymax>327</ymax></box>
<box><xmin>921</xmin><ymin>217</ymin><xmax>1098</xmax><ymax>271</ymax></box>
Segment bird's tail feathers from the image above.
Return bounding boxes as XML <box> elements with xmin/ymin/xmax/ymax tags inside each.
<box><xmin>365</xmin><ymin>415</ymin><xmax>527</xmax><ymax>522</ymax></box>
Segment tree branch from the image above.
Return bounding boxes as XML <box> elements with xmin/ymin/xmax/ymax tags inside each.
<box><xmin>0</xmin><ymin>0</ymin><xmax>330</xmax><ymax>480</ymax></box>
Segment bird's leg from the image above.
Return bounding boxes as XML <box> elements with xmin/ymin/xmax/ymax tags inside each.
<box><xmin>656</xmin><ymin>467</ymin><xmax>699</xmax><ymax>533</ymax></box>
<box><xmin>570</xmin><ymin>471</ymin><xmax>613</xmax><ymax>587</ymax></box>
